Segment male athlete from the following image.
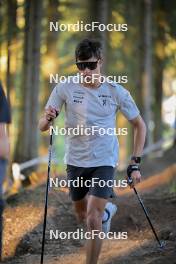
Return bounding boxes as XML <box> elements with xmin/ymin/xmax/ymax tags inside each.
<box><xmin>39</xmin><ymin>39</ymin><xmax>146</xmax><ymax>264</ymax></box>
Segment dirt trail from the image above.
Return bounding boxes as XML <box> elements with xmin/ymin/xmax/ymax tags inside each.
<box><xmin>1</xmin><ymin>161</ymin><xmax>176</xmax><ymax>264</ymax></box>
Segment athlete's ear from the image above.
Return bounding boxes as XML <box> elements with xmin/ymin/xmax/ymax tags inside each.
<box><xmin>99</xmin><ymin>58</ymin><xmax>103</xmax><ymax>67</ymax></box>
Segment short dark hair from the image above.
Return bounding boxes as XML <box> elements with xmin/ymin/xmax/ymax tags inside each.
<box><xmin>75</xmin><ymin>39</ymin><xmax>102</xmax><ymax>61</ymax></box>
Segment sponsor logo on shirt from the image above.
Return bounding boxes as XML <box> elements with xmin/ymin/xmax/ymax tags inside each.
<box><xmin>98</xmin><ymin>94</ymin><xmax>112</xmax><ymax>107</ymax></box>
<box><xmin>98</xmin><ymin>94</ymin><xmax>112</xmax><ymax>98</ymax></box>
<box><xmin>72</xmin><ymin>90</ymin><xmax>85</xmax><ymax>104</ymax></box>
<box><xmin>102</xmin><ymin>99</ymin><xmax>106</xmax><ymax>106</ymax></box>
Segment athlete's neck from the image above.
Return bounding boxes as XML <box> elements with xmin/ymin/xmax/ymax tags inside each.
<box><xmin>83</xmin><ymin>82</ymin><xmax>101</xmax><ymax>89</ymax></box>
<box><xmin>82</xmin><ymin>74</ymin><xmax>102</xmax><ymax>89</ymax></box>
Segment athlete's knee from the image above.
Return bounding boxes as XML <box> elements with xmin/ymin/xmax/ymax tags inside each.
<box><xmin>74</xmin><ymin>197</ymin><xmax>87</xmax><ymax>223</ymax></box>
<box><xmin>86</xmin><ymin>208</ymin><xmax>102</xmax><ymax>231</ymax></box>
<box><xmin>75</xmin><ymin>209</ymin><xmax>87</xmax><ymax>223</ymax></box>
<box><xmin>74</xmin><ymin>202</ymin><xmax>87</xmax><ymax>223</ymax></box>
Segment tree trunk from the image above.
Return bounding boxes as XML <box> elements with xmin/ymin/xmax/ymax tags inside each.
<box><xmin>136</xmin><ymin>0</ymin><xmax>145</xmax><ymax>113</ymax></box>
<box><xmin>14</xmin><ymin>0</ymin><xmax>43</xmax><ymax>175</ymax></box>
<box><xmin>142</xmin><ymin>0</ymin><xmax>153</xmax><ymax>146</ymax></box>
<box><xmin>153</xmin><ymin>0</ymin><xmax>166</xmax><ymax>142</ymax></box>
<box><xmin>0</xmin><ymin>2</ymin><xmax>5</xmax><ymax>77</ymax></box>
<box><xmin>43</xmin><ymin>0</ymin><xmax>60</xmax><ymax>104</ymax></box>
<box><xmin>6</xmin><ymin>0</ymin><xmax>17</xmax><ymax>107</ymax></box>
<box><xmin>87</xmin><ymin>0</ymin><xmax>108</xmax><ymax>73</ymax></box>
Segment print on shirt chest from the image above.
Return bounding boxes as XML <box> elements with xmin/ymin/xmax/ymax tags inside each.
<box><xmin>70</xmin><ymin>90</ymin><xmax>114</xmax><ymax>107</ymax></box>
<box><xmin>72</xmin><ymin>90</ymin><xmax>85</xmax><ymax>104</ymax></box>
<box><xmin>69</xmin><ymin>89</ymin><xmax>117</xmax><ymax>116</ymax></box>
<box><xmin>68</xmin><ymin>90</ymin><xmax>87</xmax><ymax>119</ymax></box>
<box><xmin>98</xmin><ymin>93</ymin><xmax>113</xmax><ymax>107</ymax></box>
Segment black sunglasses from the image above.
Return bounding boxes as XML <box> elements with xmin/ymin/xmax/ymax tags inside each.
<box><xmin>76</xmin><ymin>61</ymin><xmax>98</xmax><ymax>71</ymax></box>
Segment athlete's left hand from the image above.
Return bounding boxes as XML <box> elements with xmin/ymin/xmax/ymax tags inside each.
<box><xmin>126</xmin><ymin>170</ymin><xmax>141</xmax><ymax>188</ymax></box>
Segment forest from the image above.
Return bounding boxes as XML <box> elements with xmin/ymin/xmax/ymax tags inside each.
<box><xmin>0</xmin><ymin>0</ymin><xmax>176</xmax><ymax>263</ymax></box>
<box><xmin>0</xmin><ymin>0</ymin><xmax>176</xmax><ymax>173</ymax></box>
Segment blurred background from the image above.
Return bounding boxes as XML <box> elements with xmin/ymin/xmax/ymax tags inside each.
<box><xmin>0</xmin><ymin>1</ymin><xmax>176</xmax><ymax>262</ymax></box>
<box><xmin>0</xmin><ymin>0</ymin><xmax>176</xmax><ymax>191</ymax></box>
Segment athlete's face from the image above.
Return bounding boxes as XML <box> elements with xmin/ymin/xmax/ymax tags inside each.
<box><xmin>76</xmin><ymin>57</ymin><xmax>102</xmax><ymax>84</ymax></box>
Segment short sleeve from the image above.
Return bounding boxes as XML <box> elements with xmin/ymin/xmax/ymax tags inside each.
<box><xmin>0</xmin><ymin>84</ymin><xmax>11</xmax><ymax>123</ymax></box>
<box><xmin>119</xmin><ymin>87</ymin><xmax>140</xmax><ymax>120</ymax></box>
<box><xmin>45</xmin><ymin>84</ymin><xmax>66</xmax><ymax>112</ymax></box>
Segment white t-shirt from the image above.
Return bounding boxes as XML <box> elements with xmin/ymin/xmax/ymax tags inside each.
<box><xmin>45</xmin><ymin>80</ymin><xmax>140</xmax><ymax>167</ymax></box>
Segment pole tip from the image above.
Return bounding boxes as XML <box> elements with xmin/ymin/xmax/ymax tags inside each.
<box><xmin>159</xmin><ymin>240</ymin><xmax>166</xmax><ymax>249</ymax></box>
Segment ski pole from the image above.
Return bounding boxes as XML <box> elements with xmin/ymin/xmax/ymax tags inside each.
<box><xmin>128</xmin><ymin>176</ymin><xmax>165</xmax><ymax>248</ymax></box>
<box><xmin>40</xmin><ymin>132</ymin><xmax>53</xmax><ymax>264</ymax></box>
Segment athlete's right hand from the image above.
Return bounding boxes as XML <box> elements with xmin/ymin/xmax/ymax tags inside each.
<box><xmin>45</xmin><ymin>106</ymin><xmax>59</xmax><ymax>122</ymax></box>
